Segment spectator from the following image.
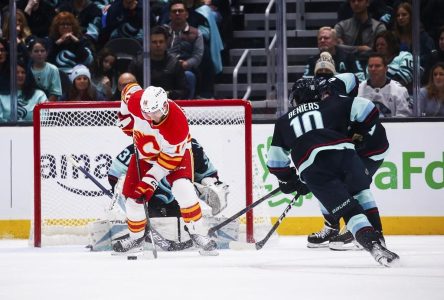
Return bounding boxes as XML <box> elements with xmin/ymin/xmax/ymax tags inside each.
<box><xmin>90</xmin><ymin>47</ymin><xmax>118</xmax><ymax>99</ymax></box>
<box><xmin>0</xmin><ymin>38</ymin><xmax>9</xmax><ymax>94</ymax></box>
<box><xmin>128</xmin><ymin>25</ymin><xmax>188</xmax><ymax>100</ymax></box>
<box><xmin>358</xmin><ymin>53</ymin><xmax>412</xmax><ymax>117</ymax></box>
<box><xmin>1</xmin><ymin>8</ymin><xmax>32</xmax><ymax>45</ymax></box>
<box><xmin>166</xmin><ymin>0</ymin><xmax>204</xmax><ymax>99</ymax></box>
<box><xmin>392</xmin><ymin>2</ymin><xmax>435</xmax><ymax>68</ymax></box>
<box><xmin>56</xmin><ymin>0</ymin><xmax>103</xmax><ymax>48</ymax></box>
<box><xmin>100</xmin><ymin>0</ymin><xmax>155</xmax><ymax>44</ymax></box>
<box><xmin>372</xmin><ymin>30</ymin><xmax>413</xmax><ymax>92</ymax></box>
<box><xmin>28</xmin><ymin>37</ymin><xmax>62</xmax><ymax>101</ymax></box>
<box><xmin>48</xmin><ymin>11</ymin><xmax>94</xmax><ymax>75</ymax></box>
<box><xmin>112</xmin><ymin>71</ymin><xmax>137</xmax><ymax>101</ymax></box>
<box><xmin>303</xmin><ymin>26</ymin><xmax>365</xmax><ymax>81</ymax></box>
<box><xmin>313</xmin><ymin>51</ymin><xmax>336</xmax><ymax>79</ymax></box>
<box><xmin>423</xmin><ymin>26</ymin><xmax>444</xmax><ymax>84</ymax></box>
<box><xmin>418</xmin><ymin>62</ymin><xmax>444</xmax><ymax>117</ymax></box>
<box><xmin>334</xmin><ymin>0</ymin><xmax>386</xmax><ymax>57</ymax></box>
<box><xmin>206</xmin><ymin>0</ymin><xmax>233</xmax><ymax>63</ymax></box>
<box><xmin>0</xmin><ymin>59</ymin><xmax>47</xmax><ymax>122</ymax></box>
<box><xmin>337</xmin><ymin>0</ymin><xmax>392</xmax><ymax>26</ymax></box>
<box><xmin>18</xmin><ymin>0</ymin><xmax>56</xmax><ymax>38</ymax></box>
<box><xmin>194</xmin><ymin>0</ymin><xmax>224</xmax><ymax>98</ymax></box>
<box><xmin>60</xmin><ymin>64</ymin><xmax>107</xmax><ymax>101</ymax></box>
<box><xmin>1</xmin><ymin>8</ymin><xmax>32</xmax><ymax>63</ymax></box>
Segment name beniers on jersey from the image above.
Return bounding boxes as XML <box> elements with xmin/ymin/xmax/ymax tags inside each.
<box><xmin>288</xmin><ymin>102</ymin><xmax>320</xmax><ymax>119</ymax></box>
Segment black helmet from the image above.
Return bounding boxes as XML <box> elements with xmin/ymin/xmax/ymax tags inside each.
<box><xmin>289</xmin><ymin>78</ymin><xmax>321</xmax><ymax>107</ymax></box>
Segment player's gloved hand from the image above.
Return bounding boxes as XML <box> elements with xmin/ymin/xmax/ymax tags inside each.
<box><xmin>117</xmin><ymin>112</ymin><xmax>134</xmax><ymax>136</ymax></box>
<box><xmin>129</xmin><ymin>175</ymin><xmax>158</xmax><ymax>201</ymax></box>
<box><xmin>278</xmin><ymin>169</ymin><xmax>310</xmax><ymax>195</ymax></box>
<box><xmin>350</xmin><ymin>132</ymin><xmax>369</xmax><ymax>152</ymax></box>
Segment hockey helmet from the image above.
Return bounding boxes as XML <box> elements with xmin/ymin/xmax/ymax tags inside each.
<box><xmin>140</xmin><ymin>86</ymin><xmax>169</xmax><ymax>115</ymax></box>
<box><xmin>289</xmin><ymin>78</ymin><xmax>321</xmax><ymax>106</ymax></box>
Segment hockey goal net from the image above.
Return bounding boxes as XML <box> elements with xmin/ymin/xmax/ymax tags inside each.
<box><xmin>32</xmin><ymin>100</ymin><xmax>271</xmax><ymax>247</ymax></box>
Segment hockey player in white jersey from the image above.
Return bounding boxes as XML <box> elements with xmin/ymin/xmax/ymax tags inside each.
<box><xmin>111</xmin><ymin>77</ymin><xmax>229</xmax><ymax>218</ymax></box>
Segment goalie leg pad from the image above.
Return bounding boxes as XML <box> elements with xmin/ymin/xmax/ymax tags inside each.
<box><xmin>88</xmin><ymin>220</ymin><xmax>112</xmax><ymax>251</ymax></box>
<box><xmin>203</xmin><ymin>215</ymin><xmax>239</xmax><ymax>249</ymax></box>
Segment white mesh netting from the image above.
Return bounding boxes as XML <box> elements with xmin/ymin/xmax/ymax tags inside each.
<box><xmin>33</xmin><ymin>101</ymin><xmax>271</xmax><ymax>246</ymax></box>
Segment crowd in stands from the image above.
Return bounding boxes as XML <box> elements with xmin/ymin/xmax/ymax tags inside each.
<box><xmin>0</xmin><ymin>0</ymin><xmax>234</xmax><ymax>122</ymax></box>
<box><xmin>304</xmin><ymin>0</ymin><xmax>444</xmax><ymax>117</ymax></box>
<box><xmin>1</xmin><ymin>0</ymin><xmax>444</xmax><ymax>122</ymax></box>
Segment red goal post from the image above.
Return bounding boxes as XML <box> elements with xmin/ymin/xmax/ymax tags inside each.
<box><xmin>33</xmin><ymin>100</ymin><xmax>254</xmax><ymax>247</ymax></box>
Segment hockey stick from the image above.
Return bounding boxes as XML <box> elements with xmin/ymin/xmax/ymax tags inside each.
<box><xmin>207</xmin><ymin>187</ymin><xmax>280</xmax><ymax>237</ymax></box>
<box><xmin>131</xmin><ymin>139</ymin><xmax>158</xmax><ymax>259</ymax></box>
<box><xmin>66</xmin><ymin>156</ymin><xmax>114</xmax><ymax>198</ymax></box>
<box><xmin>68</xmin><ymin>155</ymin><xmax>193</xmax><ymax>252</ymax></box>
<box><xmin>230</xmin><ymin>192</ymin><xmax>300</xmax><ymax>250</ymax></box>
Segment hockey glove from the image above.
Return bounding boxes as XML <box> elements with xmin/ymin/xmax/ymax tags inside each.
<box><xmin>129</xmin><ymin>175</ymin><xmax>158</xmax><ymax>201</ymax></box>
<box><xmin>117</xmin><ymin>112</ymin><xmax>134</xmax><ymax>136</ymax></box>
<box><xmin>278</xmin><ymin>172</ymin><xmax>310</xmax><ymax>196</ymax></box>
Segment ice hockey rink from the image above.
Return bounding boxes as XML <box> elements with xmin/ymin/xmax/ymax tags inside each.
<box><xmin>1</xmin><ymin>235</ymin><xmax>443</xmax><ymax>300</ymax></box>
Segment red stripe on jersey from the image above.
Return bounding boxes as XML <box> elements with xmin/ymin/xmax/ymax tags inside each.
<box><xmin>180</xmin><ymin>203</ymin><xmax>202</xmax><ymax>222</ymax></box>
<box><xmin>128</xmin><ymin>219</ymin><xmax>147</xmax><ymax>233</ymax></box>
<box><xmin>158</xmin><ymin>152</ymin><xmax>183</xmax><ymax>170</ymax></box>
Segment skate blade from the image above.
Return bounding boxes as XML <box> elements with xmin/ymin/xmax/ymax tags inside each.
<box><xmin>329</xmin><ymin>242</ymin><xmax>363</xmax><ymax>251</ymax></box>
<box><xmin>198</xmin><ymin>249</ymin><xmax>219</xmax><ymax>256</ymax></box>
<box><xmin>306</xmin><ymin>242</ymin><xmax>329</xmax><ymax>249</ymax></box>
<box><xmin>229</xmin><ymin>241</ymin><xmax>258</xmax><ymax>250</ymax></box>
<box><xmin>378</xmin><ymin>256</ymin><xmax>401</xmax><ymax>268</ymax></box>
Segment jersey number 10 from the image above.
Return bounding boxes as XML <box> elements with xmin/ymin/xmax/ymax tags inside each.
<box><xmin>290</xmin><ymin>111</ymin><xmax>324</xmax><ymax>137</ymax></box>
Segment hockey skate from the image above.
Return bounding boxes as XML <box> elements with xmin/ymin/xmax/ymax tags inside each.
<box><xmin>184</xmin><ymin>221</ymin><xmax>219</xmax><ymax>256</ymax></box>
<box><xmin>376</xmin><ymin>231</ymin><xmax>386</xmax><ymax>248</ymax></box>
<box><xmin>307</xmin><ymin>224</ymin><xmax>339</xmax><ymax>248</ymax></box>
<box><xmin>369</xmin><ymin>242</ymin><xmax>400</xmax><ymax>267</ymax></box>
<box><xmin>195</xmin><ymin>180</ymin><xmax>229</xmax><ymax>216</ymax></box>
<box><xmin>112</xmin><ymin>235</ymin><xmax>144</xmax><ymax>254</ymax></box>
<box><xmin>329</xmin><ymin>229</ymin><xmax>363</xmax><ymax>251</ymax></box>
<box><xmin>355</xmin><ymin>228</ymin><xmax>400</xmax><ymax>267</ymax></box>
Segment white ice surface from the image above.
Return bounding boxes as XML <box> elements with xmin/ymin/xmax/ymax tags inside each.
<box><xmin>1</xmin><ymin>236</ymin><xmax>444</xmax><ymax>300</ymax></box>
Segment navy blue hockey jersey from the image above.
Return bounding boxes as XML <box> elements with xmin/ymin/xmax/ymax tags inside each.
<box><xmin>267</xmin><ymin>95</ymin><xmax>379</xmax><ymax>178</ymax></box>
<box><xmin>333</xmin><ymin>74</ymin><xmax>389</xmax><ymax>161</ymax></box>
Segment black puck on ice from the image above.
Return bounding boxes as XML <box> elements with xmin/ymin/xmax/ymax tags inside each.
<box><xmin>127</xmin><ymin>255</ymin><xmax>137</xmax><ymax>260</ymax></box>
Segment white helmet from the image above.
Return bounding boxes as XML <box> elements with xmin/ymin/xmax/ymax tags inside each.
<box><xmin>140</xmin><ymin>86</ymin><xmax>169</xmax><ymax>115</ymax></box>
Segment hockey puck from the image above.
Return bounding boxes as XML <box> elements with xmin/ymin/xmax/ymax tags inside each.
<box><xmin>127</xmin><ymin>255</ymin><xmax>138</xmax><ymax>260</ymax></box>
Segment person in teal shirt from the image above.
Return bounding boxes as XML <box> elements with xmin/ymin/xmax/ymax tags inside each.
<box><xmin>0</xmin><ymin>60</ymin><xmax>47</xmax><ymax>122</ymax></box>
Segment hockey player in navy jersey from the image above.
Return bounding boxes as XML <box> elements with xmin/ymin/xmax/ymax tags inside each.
<box><xmin>307</xmin><ymin>73</ymin><xmax>388</xmax><ymax>250</ymax></box>
<box><xmin>267</xmin><ymin>77</ymin><xmax>399</xmax><ymax>267</ymax></box>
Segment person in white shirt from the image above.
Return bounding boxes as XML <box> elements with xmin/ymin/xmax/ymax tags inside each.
<box><xmin>358</xmin><ymin>53</ymin><xmax>412</xmax><ymax>117</ymax></box>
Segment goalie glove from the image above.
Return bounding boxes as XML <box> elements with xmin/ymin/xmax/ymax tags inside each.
<box><xmin>128</xmin><ymin>175</ymin><xmax>158</xmax><ymax>201</ymax></box>
<box><xmin>278</xmin><ymin>168</ymin><xmax>310</xmax><ymax>195</ymax></box>
<box><xmin>117</xmin><ymin>112</ymin><xmax>134</xmax><ymax>136</ymax></box>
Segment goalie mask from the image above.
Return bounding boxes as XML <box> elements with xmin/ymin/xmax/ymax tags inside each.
<box><xmin>140</xmin><ymin>86</ymin><xmax>169</xmax><ymax>115</ymax></box>
<box><xmin>288</xmin><ymin>78</ymin><xmax>321</xmax><ymax>107</ymax></box>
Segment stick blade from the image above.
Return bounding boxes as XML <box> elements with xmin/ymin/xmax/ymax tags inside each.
<box><xmin>229</xmin><ymin>241</ymin><xmax>258</xmax><ymax>250</ymax></box>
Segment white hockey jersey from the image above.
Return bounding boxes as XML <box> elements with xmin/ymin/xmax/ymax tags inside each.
<box><xmin>358</xmin><ymin>79</ymin><xmax>412</xmax><ymax>117</ymax></box>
